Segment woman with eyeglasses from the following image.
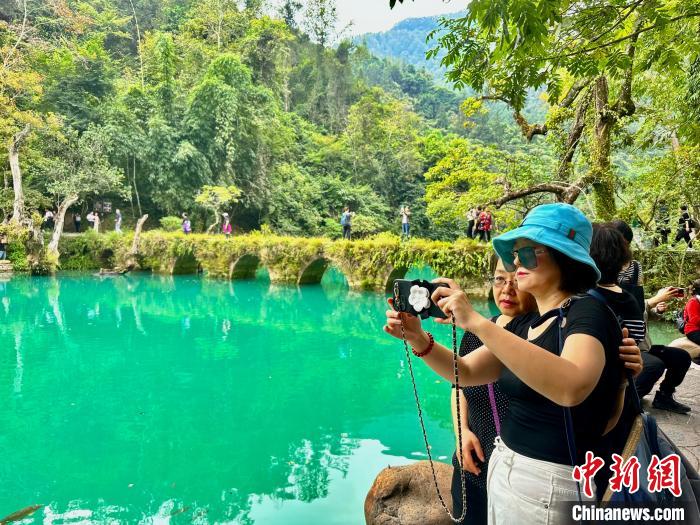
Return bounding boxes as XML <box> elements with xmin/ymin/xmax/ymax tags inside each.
<box><xmin>384</xmin><ymin>203</ymin><xmax>636</xmax><ymax>524</ymax></box>
<box><xmin>432</xmin><ymin>255</ymin><xmax>537</xmax><ymax>524</ymax></box>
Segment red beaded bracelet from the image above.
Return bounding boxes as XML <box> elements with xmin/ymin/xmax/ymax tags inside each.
<box><xmin>412</xmin><ymin>332</ymin><xmax>435</xmax><ymax>357</ymax></box>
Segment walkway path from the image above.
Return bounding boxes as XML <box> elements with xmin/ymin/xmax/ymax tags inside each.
<box><xmin>649</xmin><ymin>362</ymin><xmax>700</xmax><ymax>470</ymax></box>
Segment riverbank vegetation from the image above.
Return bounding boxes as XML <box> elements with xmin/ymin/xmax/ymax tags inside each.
<box><xmin>1</xmin><ymin>0</ymin><xmax>699</xmax><ymax>272</ymax></box>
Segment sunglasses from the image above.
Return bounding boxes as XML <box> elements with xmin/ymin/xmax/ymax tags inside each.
<box><xmin>503</xmin><ymin>246</ymin><xmax>547</xmax><ymax>272</ymax></box>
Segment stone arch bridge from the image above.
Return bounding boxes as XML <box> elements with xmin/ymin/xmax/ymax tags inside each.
<box><xmin>129</xmin><ymin>232</ymin><xmax>491</xmax><ymax>292</ymax></box>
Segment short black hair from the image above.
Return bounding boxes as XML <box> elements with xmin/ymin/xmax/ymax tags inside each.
<box><xmin>548</xmin><ymin>248</ymin><xmax>599</xmax><ymax>293</ymax></box>
<box><xmin>611</xmin><ymin>219</ymin><xmax>633</xmax><ymax>245</ymax></box>
<box><xmin>681</xmin><ymin>205</ymin><xmax>688</xmax><ymax>211</ymax></box>
<box><xmin>692</xmin><ymin>279</ymin><xmax>700</xmax><ymax>296</ymax></box>
<box><xmin>590</xmin><ymin>223</ymin><xmax>631</xmax><ymax>284</ymax></box>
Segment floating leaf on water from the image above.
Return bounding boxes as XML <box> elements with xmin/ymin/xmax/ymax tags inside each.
<box><xmin>0</xmin><ymin>504</ymin><xmax>43</xmax><ymax>524</ymax></box>
<box><xmin>170</xmin><ymin>506</ymin><xmax>190</xmax><ymax>516</ymax></box>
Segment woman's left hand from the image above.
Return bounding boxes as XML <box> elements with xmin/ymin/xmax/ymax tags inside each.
<box><xmin>430</xmin><ymin>286</ymin><xmax>480</xmax><ymax>331</ymax></box>
<box><xmin>618</xmin><ymin>328</ymin><xmax>643</xmax><ymax>378</ymax></box>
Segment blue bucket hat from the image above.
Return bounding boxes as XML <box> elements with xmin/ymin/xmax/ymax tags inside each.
<box><xmin>492</xmin><ymin>203</ymin><xmax>601</xmax><ymax>281</ymax></box>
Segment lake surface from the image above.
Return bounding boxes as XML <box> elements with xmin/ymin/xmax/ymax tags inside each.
<box><xmin>0</xmin><ymin>270</ymin><xmax>679</xmax><ymax>524</ymax></box>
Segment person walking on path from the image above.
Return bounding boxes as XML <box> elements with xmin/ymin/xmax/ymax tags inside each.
<box><xmin>74</xmin><ymin>212</ymin><xmax>81</xmax><ymax>233</ymax></box>
<box><xmin>466</xmin><ymin>206</ymin><xmax>479</xmax><ymax>239</ymax></box>
<box><xmin>477</xmin><ymin>208</ymin><xmax>493</xmax><ymax>243</ymax></box>
<box><xmin>0</xmin><ymin>235</ymin><xmax>7</xmax><ymax>260</ymax></box>
<box><xmin>92</xmin><ymin>211</ymin><xmax>100</xmax><ymax>233</ymax></box>
<box><xmin>400</xmin><ymin>205</ymin><xmax>411</xmax><ymax>239</ymax></box>
<box><xmin>43</xmin><ymin>210</ymin><xmax>55</xmax><ymax>231</ymax></box>
<box><xmin>221</xmin><ymin>213</ymin><xmax>232</xmax><ymax>237</ymax></box>
<box><xmin>674</xmin><ymin>205</ymin><xmax>695</xmax><ymax>248</ymax></box>
<box><xmin>182</xmin><ymin>213</ymin><xmax>192</xmax><ymax>234</ymax></box>
<box><xmin>115</xmin><ymin>209</ymin><xmax>122</xmax><ymax>233</ymax></box>
<box><xmin>340</xmin><ymin>206</ymin><xmax>354</xmax><ymax>240</ymax></box>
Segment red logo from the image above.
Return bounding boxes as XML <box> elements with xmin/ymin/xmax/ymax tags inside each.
<box><xmin>572</xmin><ymin>451</ymin><xmax>605</xmax><ymax>498</ymax></box>
<box><xmin>609</xmin><ymin>454</ymin><xmax>641</xmax><ymax>494</ymax></box>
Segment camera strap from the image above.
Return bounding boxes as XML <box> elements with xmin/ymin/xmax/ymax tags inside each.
<box><xmin>400</xmin><ymin>317</ymin><xmax>467</xmax><ymax>523</ymax></box>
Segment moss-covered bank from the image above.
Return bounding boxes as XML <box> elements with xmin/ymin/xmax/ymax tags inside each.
<box><xmin>54</xmin><ymin>231</ymin><xmax>700</xmax><ymax>294</ymax></box>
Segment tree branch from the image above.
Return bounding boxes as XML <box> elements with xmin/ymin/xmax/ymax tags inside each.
<box><xmin>542</xmin><ymin>11</ymin><xmax>700</xmax><ymax>61</ymax></box>
<box><xmin>514</xmin><ymin>111</ymin><xmax>548</xmax><ymax>141</ymax></box>
<box><xmin>557</xmin><ymin>89</ymin><xmax>592</xmax><ymax>180</ymax></box>
<box><xmin>1</xmin><ymin>0</ymin><xmax>28</xmax><ymax>73</ymax></box>
<box><xmin>559</xmin><ymin>77</ymin><xmax>593</xmax><ymax>108</ymax></box>
<box><xmin>488</xmin><ymin>182</ymin><xmax>570</xmax><ymax>208</ymax></box>
<box><xmin>612</xmin><ymin>17</ymin><xmax>642</xmax><ymax>118</ymax></box>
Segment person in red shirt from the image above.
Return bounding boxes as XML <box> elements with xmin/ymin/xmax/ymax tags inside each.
<box><xmin>683</xmin><ymin>279</ymin><xmax>700</xmax><ymax>346</ymax></box>
<box><xmin>477</xmin><ymin>208</ymin><xmax>493</xmax><ymax>243</ymax></box>
<box><xmin>669</xmin><ymin>279</ymin><xmax>700</xmax><ymax>359</ymax></box>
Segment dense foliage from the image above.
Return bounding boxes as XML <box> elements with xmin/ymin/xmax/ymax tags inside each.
<box><xmin>2</xmin><ymin>0</ymin><xmax>699</xmax><ymax>249</ymax></box>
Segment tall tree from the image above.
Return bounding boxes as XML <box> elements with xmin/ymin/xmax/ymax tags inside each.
<box><xmin>39</xmin><ymin>125</ymin><xmax>126</xmax><ymax>256</ymax></box>
<box><xmin>417</xmin><ymin>0</ymin><xmax>700</xmax><ymax>219</ymax></box>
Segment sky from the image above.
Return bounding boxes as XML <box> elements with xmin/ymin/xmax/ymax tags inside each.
<box><xmin>337</xmin><ymin>0</ymin><xmax>464</xmax><ymax>35</ymax></box>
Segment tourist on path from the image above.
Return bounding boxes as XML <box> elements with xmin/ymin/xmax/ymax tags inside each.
<box><xmin>612</xmin><ymin>220</ymin><xmax>692</xmax><ymax>413</ymax></box>
<box><xmin>340</xmin><ymin>207</ymin><xmax>353</xmax><ymax>240</ymax></box>
<box><xmin>74</xmin><ymin>212</ymin><xmax>81</xmax><ymax>233</ymax></box>
<box><xmin>476</xmin><ymin>208</ymin><xmax>492</xmax><ymax>243</ymax></box>
<box><xmin>87</xmin><ymin>211</ymin><xmax>100</xmax><ymax>233</ymax></box>
<box><xmin>222</xmin><ymin>213</ymin><xmax>232</xmax><ymax>237</ymax></box>
<box><xmin>466</xmin><ymin>206</ymin><xmax>480</xmax><ymax>239</ymax></box>
<box><xmin>595</xmin><ymin>223</ymin><xmax>690</xmax><ymax>414</ymax></box>
<box><xmin>654</xmin><ymin>200</ymin><xmax>671</xmax><ymax>246</ymax></box>
<box><xmin>671</xmin><ymin>280</ymin><xmax>700</xmax><ymax>359</ymax></box>
<box><xmin>115</xmin><ymin>209</ymin><xmax>122</xmax><ymax>233</ymax></box>
<box><xmin>182</xmin><ymin>213</ymin><xmax>192</xmax><ymax>234</ymax></box>
<box><xmin>0</xmin><ymin>235</ymin><xmax>7</xmax><ymax>260</ymax></box>
<box><xmin>43</xmin><ymin>210</ymin><xmax>54</xmax><ymax>231</ymax></box>
<box><xmin>400</xmin><ymin>205</ymin><xmax>411</xmax><ymax>238</ymax></box>
<box><xmin>674</xmin><ymin>205</ymin><xmax>695</xmax><ymax>248</ymax></box>
<box><xmin>385</xmin><ymin>203</ymin><xmax>630</xmax><ymax>524</ymax></box>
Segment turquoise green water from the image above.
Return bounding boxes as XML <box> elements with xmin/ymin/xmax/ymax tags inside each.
<box><xmin>0</xmin><ymin>268</ymin><xmax>467</xmax><ymax>524</ymax></box>
<box><xmin>0</xmin><ymin>270</ymin><xmax>679</xmax><ymax>524</ymax></box>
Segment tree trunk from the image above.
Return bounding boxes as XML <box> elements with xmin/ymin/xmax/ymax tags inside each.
<box><xmin>590</xmin><ymin>76</ymin><xmax>616</xmax><ymax>220</ymax></box>
<box><xmin>9</xmin><ymin>124</ymin><xmax>30</xmax><ymax>223</ymax></box>
<box><xmin>132</xmin><ymin>156</ymin><xmax>142</xmax><ymax>217</ymax></box>
<box><xmin>129</xmin><ymin>214</ymin><xmax>148</xmax><ymax>256</ymax></box>
<box><xmin>48</xmin><ymin>195</ymin><xmax>79</xmax><ymax>256</ymax></box>
<box><xmin>207</xmin><ymin>209</ymin><xmax>220</xmax><ymax>234</ymax></box>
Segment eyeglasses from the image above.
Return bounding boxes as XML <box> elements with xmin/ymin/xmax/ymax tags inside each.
<box><xmin>503</xmin><ymin>246</ymin><xmax>548</xmax><ymax>272</ymax></box>
<box><xmin>490</xmin><ymin>276</ymin><xmax>518</xmax><ymax>289</ymax></box>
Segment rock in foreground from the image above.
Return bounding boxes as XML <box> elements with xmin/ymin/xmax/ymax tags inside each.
<box><xmin>365</xmin><ymin>461</ymin><xmax>455</xmax><ymax>525</ymax></box>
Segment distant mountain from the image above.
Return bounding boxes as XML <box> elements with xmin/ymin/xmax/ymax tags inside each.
<box><xmin>354</xmin><ymin>12</ymin><xmax>464</xmax><ymax>83</ymax></box>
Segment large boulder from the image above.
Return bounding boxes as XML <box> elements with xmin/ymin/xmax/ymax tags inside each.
<box><xmin>365</xmin><ymin>461</ymin><xmax>455</xmax><ymax>525</ymax></box>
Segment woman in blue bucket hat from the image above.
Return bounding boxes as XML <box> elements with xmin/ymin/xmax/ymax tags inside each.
<box><xmin>385</xmin><ymin>203</ymin><xmax>628</xmax><ymax>524</ymax></box>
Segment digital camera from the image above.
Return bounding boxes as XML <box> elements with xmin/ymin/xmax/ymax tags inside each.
<box><xmin>393</xmin><ymin>279</ymin><xmax>448</xmax><ymax>319</ymax></box>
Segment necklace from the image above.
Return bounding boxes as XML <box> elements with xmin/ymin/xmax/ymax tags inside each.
<box><xmin>400</xmin><ymin>318</ymin><xmax>467</xmax><ymax>523</ymax></box>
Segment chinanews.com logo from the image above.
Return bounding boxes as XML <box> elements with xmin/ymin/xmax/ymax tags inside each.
<box><xmin>569</xmin><ymin>451</ymin><xmax>686</xmax><ymax>523</ymax></box>
<box><xmin>573</xmin><ymin>451</ymin><xmax>682</xmax><ymax>498</ymax></box>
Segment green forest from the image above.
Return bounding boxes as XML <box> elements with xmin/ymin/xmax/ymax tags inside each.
<box><xmin>1</xmin><ymin>0</ymin><xmax>699</xmax><ymax>251</ymax></box>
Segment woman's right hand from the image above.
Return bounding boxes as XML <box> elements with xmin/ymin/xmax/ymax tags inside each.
<box><xmin>384</xmin><ymin>298</ymin><xmax>426</xmax><ymax>347</ymax></box>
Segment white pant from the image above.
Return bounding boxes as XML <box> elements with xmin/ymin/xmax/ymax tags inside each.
<box><xmin>487</xmin><ymin>436</ymin><xmax>595</xmax><ymax>525</ymax></box>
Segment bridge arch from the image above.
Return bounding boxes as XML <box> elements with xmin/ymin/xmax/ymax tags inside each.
<box><xmin>171</xmin><ymin>252</ymin><xmax>199</xmax><ymax>274</ymax></box>
<box><xmin>298</xmin><ymin>257</ymin><xmax>330</xmax><ymax>285</ymax></box>
<box><xmin>229</xmin><ymin>254</ymin><xmax>262</xmax><ymax>280</ymax></box>
<box><xmin>383</xmin><ymin>266</ymin><xmax>409</xmax><ymax>293</ymax></box>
